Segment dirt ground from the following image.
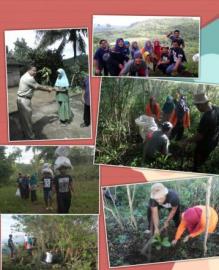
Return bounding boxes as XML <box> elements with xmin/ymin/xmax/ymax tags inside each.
<box><xmin>8</xmin><ymin>87</ymin><xmax>91</xmax><ymax>141</ymax></box>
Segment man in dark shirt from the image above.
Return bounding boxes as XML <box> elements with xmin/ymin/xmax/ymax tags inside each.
<box><xmin>146</xmin><ymin>183</ymin><xmax>180</xmax><ymax>235</ymax></box>
<box><xmin>157</xmin><ymin>46</ymin><xmax>170</xmax><ymax>74</ymax></box>
<box><xmin>93</xmin><ymin>39</ymin><xmax>109</xmax><ymax>76</ymax></box>
<box><xmin>166</xmin><ymin>40</ymin><xmax>186</xmax><ymax>75</ymax></box>
<box><xmin>167</xmin><ymin>29</ymin><xmax>185</xmax><ymax>48</ymax></box>
<box><xmin>8</xmin><ymin>234</ymin><xmax>15</xmax><ymax>259</ymax></box>
<box><xmin>54</xmin><ymin>166</ymin><xmax>73</xmax><ymax>213</ymax></box>
<box><xmin>42</xmin><ymin>171</ymin><xmax>54</xmax><ymax>210</ymax></box>
<box><xmin>189</xmin><ymin>93</ymin><xmax>219</xmax><ymax>171</ymax></box>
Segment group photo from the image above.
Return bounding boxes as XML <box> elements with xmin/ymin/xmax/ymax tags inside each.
<box><xmin>102</xmin><ymin>176</ymin><xmax>219</xmax><ymax>267</ymax></box>
<box><xmin>0</xmin><ymin>145</ymin><xmax>99</xmax><ymax>214</ymax></box>
<box><xmin>5</xmin><ymin>28</ymin><xmax>91</xmax><ymax>141</ymax></box>
<box><xmin>93</xmin><ymin>15</ymin><xmax>200</xmax><ymax>78</ymax></box>
<box><xmin>95</xmin><ymin>78</ymin><xmax>219</xmax><ymax>174</ymax></box>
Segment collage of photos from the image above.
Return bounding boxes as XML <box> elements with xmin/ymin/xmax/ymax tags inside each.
<box><xmin>0</xmin><ymin>14</ymin><xmax>219</xmax><ymax>270</ymax></box>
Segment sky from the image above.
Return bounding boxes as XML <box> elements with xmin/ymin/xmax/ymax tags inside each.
<box><xmin>93</xmin><ymin>15</ymin><xmax>200</xmax><ymax>27</ymax></box>
<box><xmin>5</xmin><ymin>146</ymin><xmax>34</xmax><ymax>164</ymax></box>
<box><xmin>5</xmin><ymin>28</ymin><xmax>88</xmax><ymax>59</ymax></box>
<box><xmin>1</xmin><ymin>215</ymin><xmax>24</xmax><ymax>242</ymax></box>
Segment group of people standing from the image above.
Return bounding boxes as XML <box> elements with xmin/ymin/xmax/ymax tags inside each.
<box><xmin>16</xmin><ymin>165</ymin><xmax>74</xmax><ymax>213</ymax></box>
<box><xmin>143</xmin><ymin>92</ymin><xmax>219</xmax><ymax>171</ymax></box>
<box><xmin>94</xmin><ymin>30</ymin><xmax>187</xmax><ymax>77</ymax></box>
<box><xmin>17</xmin><ymin>65</ymin><xmax>90</xmax><ymax>140</ymax></box>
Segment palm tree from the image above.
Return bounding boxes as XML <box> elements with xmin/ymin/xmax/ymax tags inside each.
<box><xmin>35</xmin><ymin>29</ymin><xmax>87</xmax><ymax>58</ymax></box>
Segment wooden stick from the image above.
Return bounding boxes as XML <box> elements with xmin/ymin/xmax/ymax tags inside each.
<box><xmin>203</xmin><ymin>176</ymin><xmax>212</xmax><ymax>256</ymax></box>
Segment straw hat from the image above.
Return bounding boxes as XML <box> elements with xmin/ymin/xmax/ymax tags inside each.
<box><xmin>151</xmin><ymin>183</ymin><xmax>168</xmax><ymax>200</ymax></box>
<box><xmin>193</xmin><ymin>93</ymin><xmax>209</xmax><ymax>104</ymax></box>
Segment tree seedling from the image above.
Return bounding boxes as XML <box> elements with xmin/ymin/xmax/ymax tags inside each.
<box><xmin>151</xmin><ymin>235</ymin><xmax>171</xmax><ymax>250</ymax></box>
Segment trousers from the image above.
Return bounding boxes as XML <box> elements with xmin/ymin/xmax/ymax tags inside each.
<box><xmin>17</xmin><ymin>96</ymin><xmax>35</xmax><ymax>139</ymax></box>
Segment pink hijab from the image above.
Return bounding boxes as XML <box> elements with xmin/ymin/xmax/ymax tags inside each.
<box><xmin>183</xmin><ymin>207</ymin><xmax>202</xmax><ymax>234</ymax></box>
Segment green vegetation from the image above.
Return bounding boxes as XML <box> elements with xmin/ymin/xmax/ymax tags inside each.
<box><xmin>2</xmin><ymin>215</ymin><xmax>97</xmax><ymax>270</ymax></box>
<box><xmin>95</xmin><ymin>78</ymin><xmax>219</xmax><ymax>174</ymax></box>
<box><xmin>7</xmin><ymin>29</ymin><xmax>88</xmax><ymax>88</ymax></box>
<box><xmin>0</xmin><ymin>146</ymin><xmax>99</xmax><ymax>214</ymax></box>
<box><xmin>103</xmin><ymin>177</ymin><xmax>219</xmax><ymax>266</ymax></box>
<box><xmin>93</xmin><ymin>18</ymin><xmax>199</xmax><ymax>76</ymax></box>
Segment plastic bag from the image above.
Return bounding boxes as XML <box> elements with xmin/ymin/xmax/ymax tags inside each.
<box><xmin>16</xmin><ymin>188</ymin><xmax>21</xmax><ymax>197</ymax></box>
<box><xmin>54</xmin><ymin>156</ymin><xmax>72</xmax><ymax>170</ymax></box>
<box><xmin>45</xmin><ymin>252</ymin><xmax>53</xmax><ymax>263</ymax></box>
<box><xmin>55</xmin><ymin>146</ymin><xmax>70</xmax><ymax>157</ymax></box>
<box><xmin>135</xmin><ymin>115</ymin><xmax>158</xmax><ymax>140</ymax></box>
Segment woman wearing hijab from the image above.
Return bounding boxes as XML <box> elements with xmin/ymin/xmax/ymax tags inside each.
<box><xmin>170</xmin><ymin>95</ymin><xmax>190</xmax><ymax>140</ymax></box>
<box><xmin>162</xmin><ymin>96</ymin><xmax>175</xmax><ymax>122</ymax></box>
<box><xmin>131</xmin><ymin>41</ymin><xmax>140</xmax><ymax>59</ymax></box>
<box><xmin>145</xmin><ymin>96</ymin><xmax>161</xmax><ymax>122</ymax></box>
<box><xmin>141</xmin><ymin>40</ymin><xmax>153</xmax><ymax>55</ymax></box>
<box><xmin>107</xmin><ymin>38</ymin><xmax>129</xmax><ymax>76</ymax></box>
<box><xmin>54</xmin><ymin>68</ymin><xmax>72</xmax><ymax>126</ymax></box>
<box><xmin>172</xmin><ymin>205</ymin><xmax>218</xmax><ymax>245</ymax></box>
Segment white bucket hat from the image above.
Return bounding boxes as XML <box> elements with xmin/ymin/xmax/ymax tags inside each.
<box><xmin>151</xmin><ymin>183</ymin><xmax>168</xmax><ymax>200</ymax></box>
<box><xmin>193</xmin><ymin>93</ymin><xmax>209</xmax><ymax>104</ymax></box>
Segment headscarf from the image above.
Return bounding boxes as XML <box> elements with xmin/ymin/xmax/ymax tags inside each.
<box><xmin>114</xmin><ymin>38</ymin><xmax>127</xmax><ymax>54</ymax></box>
<box><xmin>131</xmin><ymin>42</ymin><xmax>140</xmax><ymax>59</ymax></box>
<box><xmin>153</xmin><ymin>40</ymin><xmax>161</xmax><ymax>59</ymax></box>
<box><xmin>162</xmin><ymin>96</ymin><xmax>175</xmax><ymax>114</ymax></box>
<box><xmin>55</xmin><ymin>68</ymin><xmax>69</xmax><ymax>88</ymax></box>
<box><xmin>144</xmin><ymin>40</ymin><xmax>153</xmax><ymax>54</ymax></box>
<box><xmin>183</xmin><ymin>207</ymin><xmax>202</xmax><ymax>234</ymax></box>
<box><xmin>175</xmin><ymin>95</ymin><xmax>188</xmax><ymax>120</ymax></box>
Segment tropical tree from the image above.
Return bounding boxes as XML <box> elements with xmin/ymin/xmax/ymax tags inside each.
<box><xmin>36</xmin><ymin>29</ymin><xmax>87</xmax><ymax>58</ymax></box>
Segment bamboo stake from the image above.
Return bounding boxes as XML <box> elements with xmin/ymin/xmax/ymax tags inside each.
<box><xmin>127</xmin><ymin>185</ymin><xmax>137</xmax><ymax>230</ymax></box>
<box><xmin>203</xmin><ymin>176</ymin><xmax>212</xmax><ymax>257</ymax></box>
<box><xmin>105</xmin><ymin>206</ymin><xmax>124</xmax><ymax>230</ymax></box>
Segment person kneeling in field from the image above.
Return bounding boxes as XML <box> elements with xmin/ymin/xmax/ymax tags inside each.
<box><xmin>42</xmin><ymin>171</ymin><xmax>54</xmax><ymax>210</ymax></box>
<box><xmin>120</xmin><ymin>52</ymin><xmax>148</xmax><ymax>77</ymax></box>
<box><xmin>172</xmin><ymin>205</ymin><xmax>218</xmax><ymax>245</ymax></box>
<box><xmin>54</xmin><ymin>166</ymin><xmax>74</xmax><ymax>213</ymax></box>
<box><xmin>166</xmin><ymin>40</ymin><xmax>187</xmax><ymax>76</ymax></box>
<box><xmin>143</xmin><ymin>121</ymin><xmax>173</xmax><ymax>161</ymax></box>
<box><xmin>146</xmin><ymin>183</ymin><xmax>181</xmax><ymax>235</ymax></box>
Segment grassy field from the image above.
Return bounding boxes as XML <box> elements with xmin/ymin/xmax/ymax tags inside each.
<box><xmin>0</xmin><ymin>178</ymin><xmax>99</xmax><ymax>214</ymax></box>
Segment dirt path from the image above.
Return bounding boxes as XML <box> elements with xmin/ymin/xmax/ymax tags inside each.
<box><xmin>8</xmin><ymin>87</ymin><xmax>91</xmax><ymax>141</ymax></box>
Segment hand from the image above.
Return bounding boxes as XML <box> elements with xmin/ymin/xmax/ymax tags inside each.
<box><xmin>183</xmin><ymin>235</ymin><xmax>190</xmax><ymax>243</ymax></box>
<box><xmin>164</xmin><ymin>220</ymin><xmax>169</xmax><ymax>229</ymax></box>
<box><xmin>172</xmin><ymin>239</ymin><xmax>178</xmax><ymax>246</ymax></box>
<box><xmin>118</xmin><ymin>64</ymin><xmax>123</xmax><ymax>70</ymax></box>
<box><xmin>154</xmin><ymin>228</ymin><xmax>160</xmax><ymax>236</ymax></box>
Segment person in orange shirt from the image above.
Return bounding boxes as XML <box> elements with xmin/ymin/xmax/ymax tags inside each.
<box><xmin>170</xmin><ymin>95</ymin><xmax>190</xmax><ymax>140</ymax></box>
<box><xmin>172</xmin><ymin>205</ymin><xmax>218</xmax><ymax>245</ymax></box>
<box><xmin>145</xmin><ymin>97</ymin><xmax>161</xmax><ymax>122</ymax></box>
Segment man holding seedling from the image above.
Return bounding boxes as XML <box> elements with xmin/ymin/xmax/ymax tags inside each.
<box><xmin>146</xmin><ymin>183</ymin><xmax>181</xmax><ymax>235</ymax></box>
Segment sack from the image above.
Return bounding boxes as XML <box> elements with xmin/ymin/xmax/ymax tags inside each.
<box><xmin>54</xmin><ymin>156</ymin><xmax>72</xmax><ymax>170</ymax></box>
<box><xmin>42</xmin><ymin>163</ymin><xmax>54</xmax><ymax>176</ymax></box>
<box><xmin>135</xmin><ymin>115</ymin><xmax>158</xmax><ymax>140</ymax></box>
<box><xmin>16</xmin><ymin>188</ymin><xmax>21</xmax><ymax>197</ymax></box>
<box><xmin>55</xmin><ymin>146</ymin><xmax>70</xmax><ymax>157</ymax></box>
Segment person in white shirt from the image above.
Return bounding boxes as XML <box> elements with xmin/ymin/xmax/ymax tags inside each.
<box><xmin>17</xmin><ymin>64</ymin><xmax>53</xmax><ymax>139</ymax></box>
